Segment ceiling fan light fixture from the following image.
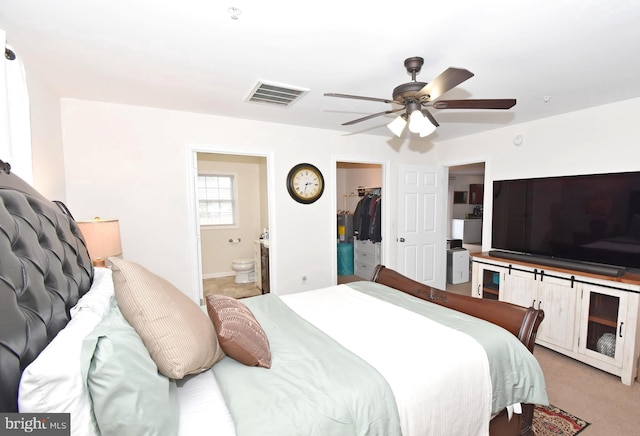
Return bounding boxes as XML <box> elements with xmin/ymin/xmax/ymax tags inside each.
<box><xmin>419</xmin><ymin>119</ymin><xmax>437</xmax><ymax>137</ymax></box>
<box><xmin>387</xmin><ymin>114</ymin><xmax>407</xmax><ymax>137</ymax></box>
<box><xmin>325</xmin><ymin>57</ymin><xmax>516</xmax><ymax>137</ymax></box>
<box><xmin>408</xmin><ymin>109</ymin><xmax>427</xmax><ymax>134</ymax></box>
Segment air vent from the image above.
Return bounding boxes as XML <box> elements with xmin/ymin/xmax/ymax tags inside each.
<box><xmin>246</xmin><ymin>81</ymin><xmax>309</xmax><ymax>108</ymax></box>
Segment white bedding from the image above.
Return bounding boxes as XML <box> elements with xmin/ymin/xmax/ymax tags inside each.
<box><xmin>176</xmin><ymin>370</ymin><xmax>235</xmax><ymax>436</ymax></box>
<box><xmin>20</xmin><ymin>267</ymin><xmax>531</xmax><ymax>436</ymax></box>
<box><xmin>176</xmin><ymin>284</ymin><xmax>494</xmax><ymax>436</ymax></box>
<box><xmin>281</xmin><ymin>284</ymin><xmax>492</xmax><ymax>436</ymax></box>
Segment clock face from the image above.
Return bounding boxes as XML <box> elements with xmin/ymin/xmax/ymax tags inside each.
<box><xmin>287</xmin><ymin>163</ymin><xmax>324</xmax><ymax>204</ymax></box>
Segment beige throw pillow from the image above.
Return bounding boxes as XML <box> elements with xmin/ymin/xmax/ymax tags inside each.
<box><xmin>206</xmin><ymin>294</ymin><xmax>271</xmax><ymax>368</ymax></box>
<box><xmin>109</xmin><ymin>257</ymin><xmax>225</xmax><ymax>379</ymax></box>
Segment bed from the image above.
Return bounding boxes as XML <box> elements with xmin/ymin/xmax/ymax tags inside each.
<box><xmin>0</xmin><ymin>161</ymin><xmax>547</xmax><ymax>436</ymax></box>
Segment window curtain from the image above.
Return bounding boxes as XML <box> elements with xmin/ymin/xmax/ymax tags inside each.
<box><xmin>1</xmin><ymin>29</ymin><xmax>32</xmax><ymax>184</ymax></box>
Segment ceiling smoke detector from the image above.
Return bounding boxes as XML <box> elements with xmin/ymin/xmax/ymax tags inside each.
<box><xmin>228</xmin><ymin>7</ymin><xmax>241</xmax><ymax>20</ymax></box>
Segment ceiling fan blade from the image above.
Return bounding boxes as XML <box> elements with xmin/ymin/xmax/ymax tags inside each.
<box><xmin>324</xmin><ymin>93</ymin><xmax>399</xmax><ymax>105</ymax></box>
<box><xmin>432</xmin><ymin>99</ymin><xmax>517</xmax><ymax>110</ymax></box>
<box><xmin>341</xmin><ymin>108</ymin><xmax>405</xmax><ymax>126</ymax></box>
<box><xmin>416</xmin><ymin>67</ymin><xmax>474</xmax><ymax>101</ymax></box>
<box><xmin>421</xmin><ymin>109</ymin><xmax>440</xmax><ymax>127</ymax></box>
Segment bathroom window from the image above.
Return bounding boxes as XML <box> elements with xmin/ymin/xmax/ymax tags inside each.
<box><xmin>197</xmin><ymin>174</ymin><xmax>237</xmax><ymax>226</ymax></box>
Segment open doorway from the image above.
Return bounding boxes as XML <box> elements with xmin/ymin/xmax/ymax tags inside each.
<box><xmin>446</xmin><ymin>161</ymin><xmax>486</xmax><ymax>295</ymax></box>
<box><xmin>194</xmin><ymin>152</ymin><xmax>269</xmax><ymax>301</ymax></box>
<box><xmin>335</xmin><ymin>162</ymin><xmax>383</xmax><ymax>284</ymax></box>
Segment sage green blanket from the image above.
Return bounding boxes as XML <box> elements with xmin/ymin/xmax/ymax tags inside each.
<box><xmin>212</xmin><ymin>293</ymin><xmax>402</xmax><ymax>436</ymax></box>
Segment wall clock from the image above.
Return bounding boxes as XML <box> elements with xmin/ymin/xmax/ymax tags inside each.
<box><xmin>286</xmin><ymin>163</ymin><xmax>324</xmax><ymax>204</ymax></box>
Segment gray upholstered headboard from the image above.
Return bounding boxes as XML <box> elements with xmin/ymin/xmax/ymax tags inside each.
<box><xmin>0</xmin><ymin>160</ymin><xmax>93</xmax><ymax>412</ymax></box>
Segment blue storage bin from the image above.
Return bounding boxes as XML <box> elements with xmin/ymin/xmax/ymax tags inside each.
<box><xmin>337</xmin><ymin>242</ymin><xmax>354</xmax><ymax>276</ymax></box>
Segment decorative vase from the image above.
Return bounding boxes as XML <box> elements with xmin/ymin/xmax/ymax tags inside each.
<box><xmin>596</xmin><ymin>332</ymin><xmax>616</xmax><ymax>357</ymax></box>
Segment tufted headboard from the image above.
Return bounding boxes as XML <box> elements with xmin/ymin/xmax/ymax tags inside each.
<box><xmin>0</xmin><ymin>160</ymin><xmax>93</xmax><ymax>412</ymax></box>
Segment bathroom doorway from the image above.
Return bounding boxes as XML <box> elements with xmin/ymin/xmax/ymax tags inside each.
<box><xmin>336</xmin><ymin>161</ymin><xmax>383</xmax><ymax>284</ymax></box>
<box><xmin>190</xmin><ymin>151</ymin><xmax>270</xmax><ymax>303</ymax></box>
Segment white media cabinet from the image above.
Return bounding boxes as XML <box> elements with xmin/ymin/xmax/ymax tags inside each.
<box><xmin>471</xmin><ymin>252</ymin><xmax>640</xmax><ymax>385</ymax></box>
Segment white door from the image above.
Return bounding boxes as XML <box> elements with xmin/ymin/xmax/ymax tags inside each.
<box><xmin>397</xmin><ymin>164</ymin><xmax>447</xmax><ymax>289</ymax></box>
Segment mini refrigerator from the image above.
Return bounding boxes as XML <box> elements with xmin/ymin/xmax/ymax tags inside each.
<box><xmin>447</xmin><ymin>248</ymin><xmax>469</xmax><ymax>284</ymax></box>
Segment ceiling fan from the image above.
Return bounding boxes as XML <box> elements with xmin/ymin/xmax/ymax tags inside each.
<box><xmin>325</xmin><ymin>57</ymin><xmax>516</xmax><ymax>137</ymax></box>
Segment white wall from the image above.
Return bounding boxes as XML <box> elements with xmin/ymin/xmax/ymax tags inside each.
<box><xmin>27</xmin><ymin>68</ymin><xmax>66</xmax><ymax>200</ymax></box>
<box><xmin>435</xmin><ymin>97</ymin><xmax>640</xmax><ymax>251</ymax></box>
<box><xmin>60</xmin><ymin>98</ymin><xmax>437</xmax><ymax>298</ymax></box>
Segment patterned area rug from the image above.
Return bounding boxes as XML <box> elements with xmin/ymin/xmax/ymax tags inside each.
<box><xmin>534</xmin><ymin>404</ymin><xmax>590</xmax><ymax>435</ymax></box>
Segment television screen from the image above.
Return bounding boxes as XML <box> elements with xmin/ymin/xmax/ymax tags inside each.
<box><xmin>492</xmin><ymin>171</ymin><xmax>640</xmax><ymax>272</ymax></box>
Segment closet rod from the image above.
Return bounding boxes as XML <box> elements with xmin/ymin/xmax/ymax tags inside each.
<box><xmin>357</xmin><ymin>186</ymin><xmax>381</xmax><ymax>196</ymax></box>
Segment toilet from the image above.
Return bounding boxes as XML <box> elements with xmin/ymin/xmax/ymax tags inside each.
<box><xmin>231</xmin><ymin>258</ymin><xmax>255</xmax><ymax>284</ymax></box>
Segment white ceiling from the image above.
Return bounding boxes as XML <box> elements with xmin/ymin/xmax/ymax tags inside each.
<box><xmin>2</xmin><ymin>1</ymin><xmax>640</xmax><ymax>142</ymax></box>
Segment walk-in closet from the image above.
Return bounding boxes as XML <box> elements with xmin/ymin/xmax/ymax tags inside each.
<box><xmin>336</xmin><ymin>162</ymin><xmax>383</xmax><ymax>282</ymax></box>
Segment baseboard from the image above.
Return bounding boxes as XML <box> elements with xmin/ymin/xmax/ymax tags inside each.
<box><xmin>202</xmin><ymin>272</ymin><xmax>235</xmax><ymax>280</ymax></box>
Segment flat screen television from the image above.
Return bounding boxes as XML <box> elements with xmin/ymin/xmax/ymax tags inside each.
<box><xmin>491</xmin><ymin>171</ymin><xmax>640</xmax><ymax>275</ymax></box>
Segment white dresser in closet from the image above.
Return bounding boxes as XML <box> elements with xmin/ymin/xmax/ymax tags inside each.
<box><xmin>353</xmin><ymin>240</ymin><xmax>382</xmax><ymax>280</ymax></box>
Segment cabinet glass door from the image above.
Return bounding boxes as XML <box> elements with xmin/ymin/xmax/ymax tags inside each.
<box><xmin>580</xmin><ymin>285</ymin><xmax>626</xmax><ymax>366</ymax></box>
<box><xmin>472</xmin><ymin>263</ymin><xmax>502</xmax><ymax>300</ymax></box>
<box><xmin>482</xmin><ymin>269</ymin><xmax>500</xmax><ymax>300</ymax></box>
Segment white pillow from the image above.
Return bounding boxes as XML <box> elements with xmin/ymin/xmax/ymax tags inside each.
<box><xmin>18</xmin><ymin>268</ymin><xmax>115</xmax><ymax>436</ymax></box>
<box><xmin>71</xmin><ymin>267</ymin><xmax>114</xmax><ymax>318</ymax></box>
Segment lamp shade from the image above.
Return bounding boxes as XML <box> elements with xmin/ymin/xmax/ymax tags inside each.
<box><xmin>387</xmin><ymin>115</ymin><xmax>407</xmax><ymax>137</ymax></box>
<box><xmin>77</xmin><ymin>218</ymin><xmax>122</xmax><ymax>265</ymax></box>
<box><xmin>419</xmin><ymin>118</ymin><xmax>437</xmax><ymax>137</ymax></box>
<box><xmin>408</xmin><ymin>110</ymin><xmax>425</xmax><ymax>133</ymax></box>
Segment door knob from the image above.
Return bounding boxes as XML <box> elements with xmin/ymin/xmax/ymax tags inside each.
<box><xmin>399</xmin><ymin>237</ymin><xmax>405</xmax><ymax>242</ymax></box>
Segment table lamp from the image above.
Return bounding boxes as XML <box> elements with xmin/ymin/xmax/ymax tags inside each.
<box><xmin>77</xmin><ymin>217</ymin><xmax>122</xmax><ymax>267</ymax></box>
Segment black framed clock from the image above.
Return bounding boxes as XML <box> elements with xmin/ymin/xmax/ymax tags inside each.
<box><xmin>286</xmin><ymin>163</ymin><xmax>325</xmax><ymax>204</ymax></box>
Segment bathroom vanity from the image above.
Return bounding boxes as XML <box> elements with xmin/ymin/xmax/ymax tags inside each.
<box><xmin>254</xmin><ymin>239</ymin><xmax>270</xmax><ymax>293</ymax></box>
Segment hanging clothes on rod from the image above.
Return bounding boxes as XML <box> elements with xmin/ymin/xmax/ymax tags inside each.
<box><xmin>370</xmin><ymin>196</ymin><xmax>382</xmax><ymax>242</ymax></box>
<box><xmin>353</xmin><ymin>191</ymin><xmax>381</xmax><ymax>242</ymax></box>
